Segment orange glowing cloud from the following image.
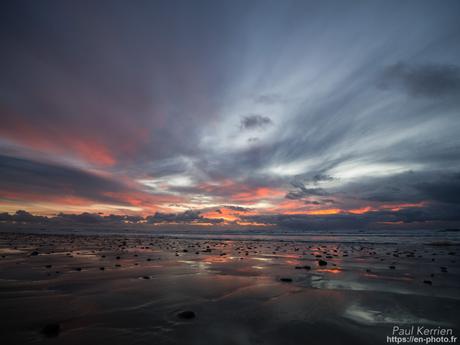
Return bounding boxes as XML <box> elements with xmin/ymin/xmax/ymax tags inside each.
<box><xmin>0</xmin><ymin>120</ymin><xmax>117</xmax><ymax>166</ymax></box>
<box><xmin>232</xmin><ymin>187</ymin><xmax>285</xmax><ymax>202</ymax></box>
<box><xmin>348</xmin><ymin>206</ymin><xmax>374</xmax><ymax>214</ymax></box>
<box><xmin>202</xmin><ymin>207</ymin><xmax>260</xmax><ymax>223</ymax></box>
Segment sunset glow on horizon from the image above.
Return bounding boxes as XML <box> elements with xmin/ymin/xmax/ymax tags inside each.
<box><xmin>1</xmin><ymin>1</ymin><xmax>459</xmax><ymax>230</ymax></box>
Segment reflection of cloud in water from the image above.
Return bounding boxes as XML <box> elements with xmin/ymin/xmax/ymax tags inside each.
<box><xmin>252</xmin><ymin>257</ymin><xmax>272</xmax><ymax>262</ymax></box>
<box><xmin>0</xmin><ymin>248</ymin><xmax>23</xmax><ymax>254</ymax></box>
<box><xmin>202</xmin><ymin>256</ymin><xmax>236</xmax><ymax>264</ymax></box>
<box><xmin>343</xmin><ymin>304</ymin><xmax>442</xmax><ymax>326</ymax></box>
<box><xmin>317</xmin><ymin>268</ymin><xmax>342</xmax><ymax>274</ymax></box>
<box><xmin>310</xmin><ymin>276</ymin><xmax>412</xmax><ymax>295</ymax></box>
<box><xmin>178</xmin><ymin>260</ymin><xmax>211</xmax><ymax>271</ymax></box>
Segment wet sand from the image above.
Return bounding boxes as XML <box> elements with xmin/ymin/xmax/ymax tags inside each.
<box><xmin>0</xmin><ymin>232</ymin><xmax>459</xmax><ymax>345</ymax></box>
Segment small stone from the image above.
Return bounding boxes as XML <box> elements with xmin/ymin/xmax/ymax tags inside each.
<box><xmin>295</xmin><ymin>265</ymin><xmax>311</xmax><ymax>270</ymax></box>
<box><xmin>280</xmin><ymin>278</ymin><xmax>293</xmax><ymax>282</ymax></box>
<box><xmin>41</xmin><ymin>323</ymin><xmax>60</xmax><ymax>337</ymax></box>
<box><xmin>318</xmin><ymin>260</ymin><xmax>327</xmax><ymax>266</ymax></box>
<box><xmin>177</xmin><ymin>310</ymin><xmax>195</xmax><ymax>319</ymax></box>
<box><xmin>423</xmin><ymin>280</ymin><xmax>432</xmax><ymax>285</ymax></box>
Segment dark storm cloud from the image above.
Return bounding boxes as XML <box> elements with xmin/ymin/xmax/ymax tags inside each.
<box><xmin>54</xmin><ymin>212</ymin><xmax>144</xmax><ymax>224</ymax></box>
<box><xmin>0</xmin><ymin>155</ymin><xmax>134</xmax><ymax>204</ymax></box>
<box><xmin>0</xmin><ymin>210</ymin><xmax>222</xmax><ymax>225</ymax></box>
<box><xmin>240</xmin><ymin>114</ymin><xmax>273</xmax><ymax>130</ymax></box>
<box><xmin>146</xmin><ymin>210</ymin><xmax>223</xmax><ymax>224</ymax></box>
<box><xmin>341</xmin><ymin>171</ymin><xmax>460</xmax><ymax>205</ymax></box>
<box><xmin>415</xmin><ymin>174</ymin><xmax>460</xmax><ymax>204</ymax></box>
<box><xmin>381</xmin><ymin>63</ymin><xmax>460</xmax><ymax>97</ymax></box>
<box><xmin>0</xmin><ymin>210</ymin><xmax>47</xmax><ymax>223</ymax></box>
<box><xmin>241</xmin><ymin>204</ymin><xmax>460</xmax><ymax>230</ymax></box>
<box><xmin>56</xmin><ymin>212</ymin><xmax>104</xmax><ymax>224</ymax></box>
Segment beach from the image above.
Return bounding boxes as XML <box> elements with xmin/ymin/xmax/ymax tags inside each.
<box><xmin>0</xmin><ymin>230</ymin><xmax>459</xmax><ymax>345</ymax></box>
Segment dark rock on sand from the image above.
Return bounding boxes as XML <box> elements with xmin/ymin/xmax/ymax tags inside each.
<box><xmin>177</xmin><ymin>310</ymin><xmax>196</xmax><ymax>319</ymax></box>
<box><xmin>30</xmin><ymin>251</ymin><xmax>39</xmax><ymax>256</ymax></box>
<box><xmin>318</xmin><ymin>260</ymin><xmax>327</xmax><ymax>266</ymax></box>
<box><xmin>41</xmin><ymin>323</ymin><xmax>60</xmax><ymax>337</ymax></box>
<box><xmin>280</xmin><ymin>278</ymin><xmax>293</xmax><ymax>282</ymax></box>
<box><xmin>424</xmin><ymin>280</ymin><xmax>432</xmax><ymax>285</ymax></box>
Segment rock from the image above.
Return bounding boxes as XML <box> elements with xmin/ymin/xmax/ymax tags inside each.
<box><xmin>389</xmin><ymin>265</ymin><xmax>395</xmax><ymax>269</ymax></box>
<box><xmin>142</xmin><ymin>276</ymin><xmax>150</xmax><ymax>279</ymax></box>
<box><xmin>280</xmin><ymin>278</ymin><xmax>293</xmax><ymax>282</ymax></box>
<box><xmin>295</xmin><ymin>265</ymin><xmax>311</xmax><ymax>270</ymax></box>
<box><xmin>30</xmin><ymin>251</ymin><xmax>39</xmax><ymax>256</ymax></box>
<box><xmin>41</xmin><ymin>323</ymin><xmax>60</xmax><ymax>337</ymax></box>
<box><xmin>423</xmin><ymin>280</ymin><xmax>432</xmax><ymax>285</ymax></box>
<box><xmin>177</xmin><ymin>310</ymin><xmax>196</xmax><ymax>319</ymax></box>
<box><xmin>318</xmin><ymin>260</ymin><xmax>327</xmax><ymax>266</ymax></box>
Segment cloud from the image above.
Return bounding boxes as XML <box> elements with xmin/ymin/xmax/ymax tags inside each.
<box><xmin>1</xmin><ymin>1</ymin><xmax>460</xmax><ymax>230</ymax></box>
<box><xmin>240</xmin><ymin>115</ymin><xmax>273</xmax><ymax>130</ymax></box>
<box><xmin>415</xmin><ymin>173</ymin><xmax>460</xmax><ymax>204</ymax></box>
<box><xmin>304</xmin><ymin>199</ymin><xmax>336</xmax><ymax>205</ymax></box>
<box><xmin>146</xmin><ymin>210</ymin><xmax>224</xmax><ymax>224</ymax></box>
<box><xmin>0</xmin><ymin>210</ymin><xmax>47</xmax><ymax>223</ymax></box>
<box><xmin>342</xmin><ymin>171</ymin><xmax>460</xmax><ymax>205</ymax></box>
<box><xmin>224</xmin><ymin>205</ymin><xmax>252</xmax><ymax>212</ymax></box>
<box><xmin>253</xmin><ymin>93</ymin><xmax>285</xmax><ymax>105</ymax></box>
<box><xmin>285</xmin><ymin>181</ymin><xmax>329</xmax><ymax>200</ymax></box>
<box><xmin>240</xmin><ymin>203</ymin><xmax>460</xmax><ymax>230</ymax></box>
<box><xmin>0</xmin><ymin>154</ymin><xmax>181</xmax><ymax>212</ymax></box>
<box><xmin>380</xmin><ymin>63</ymin><xmax>460</xmax><ymax>97</ymax></box>
<box><xmin>312</xmin><ymin>174</ymin><xmax>335</xmax><ymax>183</ymax></box>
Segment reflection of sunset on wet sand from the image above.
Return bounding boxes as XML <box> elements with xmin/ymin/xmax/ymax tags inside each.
<box><xmin>0</xmin><ymin>232</ymin><xmax>459</xmax><ymax>344</ymax></box>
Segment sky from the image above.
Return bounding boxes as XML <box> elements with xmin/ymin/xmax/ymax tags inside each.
<box><xmin>1</xmin><ymin>0</ymin><xmax>460</xmax><ymax>230</ymax></box>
